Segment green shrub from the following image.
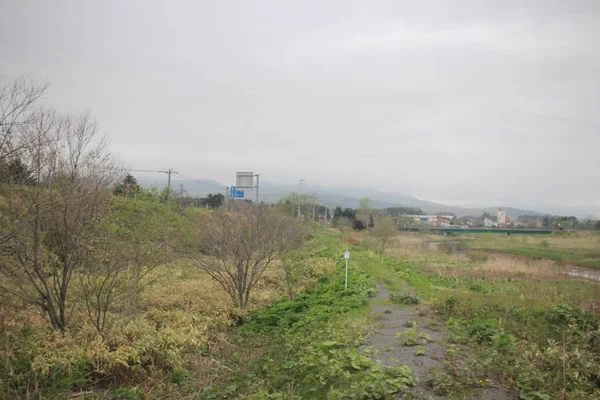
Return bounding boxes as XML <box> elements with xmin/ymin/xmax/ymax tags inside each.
<box><xmin>550</xmin><ymin>301</ymin><xmax>599</xmax><ymax>331</ymax></box>
<box><xmin>168</xmin><ymin>367</ymin><xmax>189</xmax><ymax>385</ymax></box>
<box><xmin>466</xmin><ymin>320</ymin><xmax>498</xmax><ymax>343</ymax></box>
<box><xmin>112</xmin><ymin>387</ymin><xmax>146</xmax><ymax>400</ymax></box>
<box><xmin>390</xmin><ymin>292</ymin><xmax>420</xmax><ymax>305</ymax></box>
<box><xmin>436</xmin><ymin>295</ymin><xmax>462</xmax><ymax>316</ymax></box>
<box><xmin>396</xmin><ymin>323</ymin><xmax>431</xmax><ymax>346</ymax></box>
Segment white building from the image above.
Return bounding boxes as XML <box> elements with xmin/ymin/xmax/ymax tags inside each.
<box><xmin>407</xmin><ymin>215</ymin><xmax>454</xmax><ymax>226</ymax></box>
<box><xmin>484</xmin><ymin>218</ymin><xmax>497</xmax><ymax>228</ymax></box>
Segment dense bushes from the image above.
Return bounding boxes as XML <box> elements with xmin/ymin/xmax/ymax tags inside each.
<box><xmin>0</xmin><ymin>265</ymin><xmax>234</xmax><ymax>399</ymax></box>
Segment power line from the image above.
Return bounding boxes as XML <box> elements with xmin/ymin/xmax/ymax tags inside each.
<box><xmin>129</xmin><ymin>169</ymin><xmax>164</xmax><ymax>173</ymax></box>
<box><xmin>129</xmin><ymin>168</ymin><xmax>178</xmax><ymax>200</ymax></box>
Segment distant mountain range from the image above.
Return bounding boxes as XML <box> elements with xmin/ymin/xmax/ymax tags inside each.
<box><xmin>135</xmin><ymin>176</ymin><xmax>599</xmax><ymax>220</ymax></box>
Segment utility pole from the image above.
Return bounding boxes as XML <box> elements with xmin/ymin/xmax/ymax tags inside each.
<box><xmin>225</xmin><ymin>186</ymin><xmax>229</xmax><ymax>211</ymax></box>
<box><xmin>130</xmin><ymin>168</ymin><xmax>177</xmax><ymax>261</ymax></box>
<box><xmin>131</xmin><ymin>168</ymin><xmax>178</xmax><ymax>201</ymax></box>
<box><xmin>255</xmin><ymin>174</ymin><xmax>259</xmax><ymax>204</ymax></box>
<box><xmin>159</xmin><ymin>169</ymin><xmax>177</xmax><ymax>261</ymax></box>
<box><xmin>344</xmin><ymin>251</ymin><xmax>350</xmax><ymax>289</ymax></box>
<box><xmin>159</xmin><ymin>168</ymin><xmax>178</xmax><ymax>201</ymax></box>
<box><xmin>298</xmin><ymin>179</ymin><xmax>306</xmax><ymax>218</ymax></box>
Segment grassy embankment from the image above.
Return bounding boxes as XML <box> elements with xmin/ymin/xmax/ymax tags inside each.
<box><xmin>1</xmin><ymin>226</ymin><xmax>417</xmax><ymax>399</ymax></box>
<box><xmin>373</xmin><ymin>232</ymin><xmax>600</xmax><ymax>399</ymax></box>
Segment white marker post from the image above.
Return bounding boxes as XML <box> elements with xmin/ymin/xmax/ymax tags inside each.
<box><xmin>344</xmin><ymin>250</ymin><xmax>350</xmax><ymax>289</ymax></box>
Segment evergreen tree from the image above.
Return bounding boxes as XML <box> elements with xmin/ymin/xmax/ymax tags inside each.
<box><xmin>0</xmin><ymin>158</ymin><xmax>35</xmax><ymax>185</ymax></box>
<box><xmin>113</xmin><ymin>173</ymin><xmax>141</xmax><ymax>197</ymax></box>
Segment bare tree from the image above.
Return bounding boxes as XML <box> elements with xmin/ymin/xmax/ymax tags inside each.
<box><xmin>77</xmin><ymin>196</ymin><xmax>171</xmax><ymax>335</ymax></box>
<box><xmin>79</xmin><ymin>251</ymin><xmax>127</xmax><ymax>336</ymax></box>
<box><xmin>0</xmin><ymin>109</ymin><xmax>121</xmax><ymax>330</ymax></box>
<box><xmin>192</xmin><ymin>204</ymin><xmax>307</xmax><ymax>313</ymax></box>
<box><xmin>0</xmin><ymin>76</ymin><xmax>48</xmax><ymax>161</ymax></box>
<box><xmin>370</xmin><ymin>216</ymin><xmax>399</xmax><ymax>258</ymax></box>
<box><xmin>334</xmin><ymin>216</ymin><xmax>354</xmax><ymax>238</ymax></box>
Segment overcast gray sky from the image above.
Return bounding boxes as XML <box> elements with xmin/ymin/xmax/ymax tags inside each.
<box><xmin>2</xmin><ymin>0</ymin><xmax>599</xmax><ymax>208</ymax></box>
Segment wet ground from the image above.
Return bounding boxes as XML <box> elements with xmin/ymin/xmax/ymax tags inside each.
<box><xmin>564</xmin><ymin>266</ymin><xmax>600</xmax><ymax>281</ymax></box>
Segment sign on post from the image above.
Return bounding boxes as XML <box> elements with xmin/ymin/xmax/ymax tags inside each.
<box><xmin>344</xmin><ymin>251</ymin><xmax>350</xmax><ymax>289</ymax></box>
<box><xmin>230</xmin><ymin>186</ymin><xmax>245</xmax><ymax>198</ymax></box>
<box><xmin>236</xmin><ymin>172</ymin><xmax>254</xmax><ymax>189</ymax></box>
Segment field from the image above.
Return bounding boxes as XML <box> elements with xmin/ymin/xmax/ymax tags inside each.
<box><xmin>377</xmin><ymin>231</ymin><xmax>600</xmax><ymax>398</ymax></box>
<box><xmin>2</xmin><ymin>223</ymin><xmax>599</xmax><ymax>399</ymax></box>
<box><xmin>1</xmin><ymin>227</ymin><xmax>417</xmax><ymax>399</ymax></box>
<box><xmin>468</xmin><ymin>231</ymin><xmax>600</xmax><ymax>269</ymax></box>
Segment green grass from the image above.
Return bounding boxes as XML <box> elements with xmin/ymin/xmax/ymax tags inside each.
<box><xmin>465</xmin><ymin>232</ymin><xmax>600</xmax><ymax>269</ymax></box>
<box><xmin>474</xmin><ymin>245</ymin><xmax>600</xmax><ymax>269</ymax></box>
<box><xmin>201</xmin><ymin>239</ymin><xmax>417</xmax><ymax>399</ymax></box>
<box><xmin>379</xmin><ymin>234</ymin><xmax>600</xmax><ymax>398</ymax></box>
<box><xmin>201</xmin><ymin>231</ymin><xmax>600</xmax><ymax>398</ymax></box>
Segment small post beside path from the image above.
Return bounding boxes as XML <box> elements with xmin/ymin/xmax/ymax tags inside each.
<box><xmin>344</xmin><ymin>250</ymin><xmax>350</xmax><ymax>289</ymax></box>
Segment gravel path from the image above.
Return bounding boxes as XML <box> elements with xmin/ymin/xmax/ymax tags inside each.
<box><xmin>363</xmin><ymin>283</ymin><xmax>517</xmax><ymax>399</ymax></box>
<box><xmin>362</xmin><ymin>283</ymin><xmax>445</xmax><ymax>399</ymax></box>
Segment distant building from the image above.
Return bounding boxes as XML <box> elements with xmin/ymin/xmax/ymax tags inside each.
<box><xmin>407</xmin><ymin>215</ymin><xmax>454</xmax><ymax>226</ymax></box>
<box><xmin>497</xmin><ymin>209</ymin><xmax>506</xmax><ymax>226</ymax></box>
<box><xmin>437</xmin><ymin>216</ymin><xmax>452</xmax><ymax>227</ymax></box>
<box><xmin>484</xmin><ymin>218</ymin><xmax>497</xmax><ymax>228</ymax></box>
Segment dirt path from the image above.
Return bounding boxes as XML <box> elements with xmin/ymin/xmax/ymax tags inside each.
<box><xmin>362</xmin><ymin>283</ymin><xmax>445</xmax><ymax>399</ymax></box>
<box><xmin>363</xmin><ymin>283</ymin><xmax>517</xmax><ymax>399</ymax></box>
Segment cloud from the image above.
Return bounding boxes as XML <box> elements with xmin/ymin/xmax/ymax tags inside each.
<box><xmin>1</xmin><ymin>0</ymin><xmax>598</xmax><ymax>208</ymax></box>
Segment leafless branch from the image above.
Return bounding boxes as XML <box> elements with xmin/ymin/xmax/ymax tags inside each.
<box><xmin>192</xmin><ymin>204</ymin><xmax>307</xmax><ymax>314</ymax></box>
<box><xmin>0</xmin><ymin>76</ymin><xmax>49</xmax><ymax>161</ymax></box>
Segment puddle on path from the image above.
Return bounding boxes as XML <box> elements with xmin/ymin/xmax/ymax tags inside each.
<box><xmin>427</xmin><ymin>241</ymin><xmax>461</xmax><ymax>250</ymax></box>
<box><xmin>564</xmin><ymin>267</ymin><xmax>600</xmax><ymax>281</ymax></box>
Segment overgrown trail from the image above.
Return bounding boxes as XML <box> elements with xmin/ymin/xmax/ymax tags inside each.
<box><xmin>364</xmin><ymin>279</ymin><xmax>516</xmax><ymax>399</ymax></box>
<box><xmin>363</xmin><ymin>283</ymin><xmax>445</xmax><ymax>399</ymax></box>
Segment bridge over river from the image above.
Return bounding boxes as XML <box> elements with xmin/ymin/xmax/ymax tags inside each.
<box><xmin>400</xmin><ymin>227</ymin><xmax>552</xmax><ymax>235</ymax></box>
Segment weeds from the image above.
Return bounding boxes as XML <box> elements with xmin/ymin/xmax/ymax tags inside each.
<box><xmin>396</xmin><ymin>322</ymin><xmax>431</xmax><ymax>346</ymax></box>
<box><xmin>390</xmin><ymin>292</ymin><xmax>421</xmax><ymax>305</ymax></box>
<box><xmin>466</xmin><ymin>251</ymin><xmax>489</xmax><ymax>263</ymax></box>
<box><xmin>204</xmin><ymin>245</ymin><xmax>416</xmax><ymax>398</ymax></box>
<box><xmin>381</xmin><ymin>231</ymin><xmax>600</xmax><ymax>398</ymax></box>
